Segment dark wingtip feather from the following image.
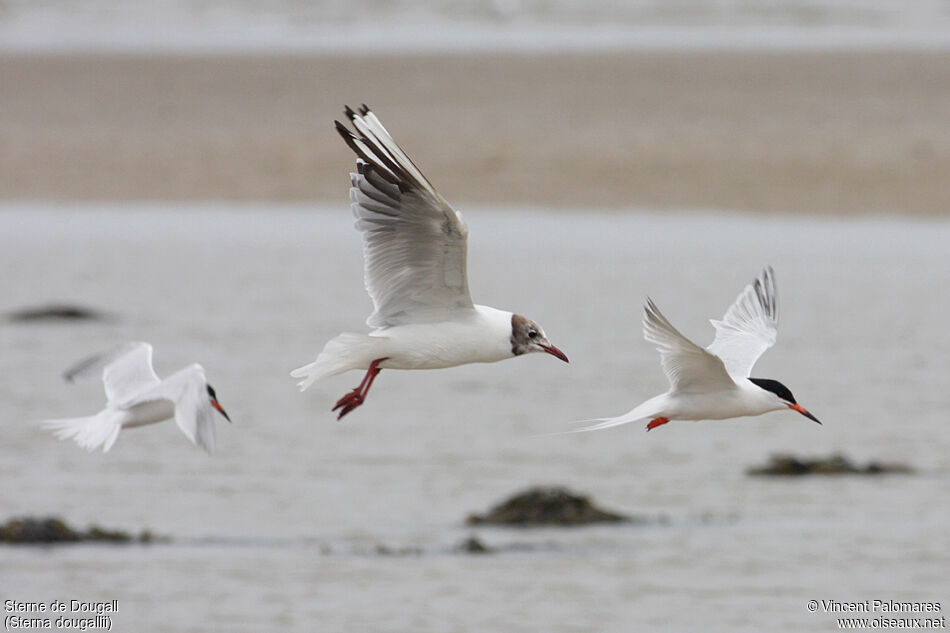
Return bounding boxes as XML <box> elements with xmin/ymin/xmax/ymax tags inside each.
<box><xmin>335</xmin><ymin>103</ymin><xmax>425</xmax><ymax>191</ymax></box>
<box><xmin>334</xmin><ymin>120</ymin><xmax>361</xmax><ymax>150</ymax></box>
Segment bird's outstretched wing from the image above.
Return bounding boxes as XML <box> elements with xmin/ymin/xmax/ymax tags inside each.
<box><xmin>706</xmin><ymin>267</ymin><xmax>778</xmax><ymax>378</ymax></box>
<box><xmin>63</xmin><ymin>341</ymin><xmax>161</xmax><ymax>404</ymax></box>
<box><xmin>643</xmin><ymin>299</ymin><xmax>736</xmax><ymax>393</ymax></box>
<box><xmin>128</xmin><ymin>364</ymin><xmax>216</xmax><ymax>454</ymax></box>
<box><xmin>335</xmin><ymin>105</ymin><xmax>474</xmax><ymax>328</ymax></box>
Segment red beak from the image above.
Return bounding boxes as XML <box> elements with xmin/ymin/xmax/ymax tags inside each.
<box><xmin>788</xmin><ymin>403</ymin><xmax>820</xmax><ymax>425</ymax></box>
<box><xmin>539</xmin><ymin>344</ymin><xmax>569</xmax><ymax>363</ymax></box>
<box><xmin>211</xmin><ymin>399</ymin><xmax>232</xmax><ymax>423</ymax></box>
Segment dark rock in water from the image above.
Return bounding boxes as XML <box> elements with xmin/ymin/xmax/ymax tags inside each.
<box><xmin>6</xmin><ymin>304</ymin><xmax>110</xmax><ymax>323</ymax></box>
<box><xmin>0</xmin><ymin>516</ymin><xmax>158</xmax><ymax>544</ymax></box>
<box><xmin>373</xmin><ymin>543</ymin><xmax>422</xmax><ymax>557</ymax></box>
<box><xmin>455</xmin><ymin>535</ymin><xmax>492</xmax><ymax>554</ymax></box>
<box><xmin>747</xmin><ymin>453</ymin><xmax>914</xmax><ymax>477</ymax></box>
<box><xmin>84</xmin><ymin>525</ymin><xmax>133</xmax><ymax>543</ymax></box>
<box><xmin>0</xmin><ymin>517</ymin><xmax>81</xmax><ymax>543</ymax></box>
<box><xmin>466</xmin><ymin>486</ymin><xmax>630</xmax><ymax>527</ymax></box>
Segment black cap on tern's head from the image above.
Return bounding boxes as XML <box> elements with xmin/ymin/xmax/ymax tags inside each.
<box><xmin>749</xmin><ymin>377</ymin><xmax>821</xmax><ymax>424</ymax></box>
<box><xmin>206</xmin><ymin>384</ymin><xmax>231</xmax><ymax>423</ymax></box>
<box><xmin>510</xmin><ymin>314</ymin><xmax>569</xmax><ymax>363</ymax></box>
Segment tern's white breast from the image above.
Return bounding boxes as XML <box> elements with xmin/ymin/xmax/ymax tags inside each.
<box><xmin>665</xmin><ymin>380</ymin><xmax>782</xmax><ymax>421</ymax></box>
<box><xmin>121</xmin><ymin>399</ymin><xmax>176</xmax><ymax>428</ymax></box>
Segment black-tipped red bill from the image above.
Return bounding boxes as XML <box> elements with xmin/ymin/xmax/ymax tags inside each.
<box><xmin>789</xmin><ymin>403</ymin><xmax>820</xmax><ymax>424</ymax></box>
<box><xmin>211</xmin><ymin>399</ymin><xmax>231</xmax><ymax>423</ymax></box>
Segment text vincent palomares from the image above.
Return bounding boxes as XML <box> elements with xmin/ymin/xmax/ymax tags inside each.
<box><xmin>817</xmin><ymin>600</ymin><xmax>941</xmax><ymax>614</ymax></box>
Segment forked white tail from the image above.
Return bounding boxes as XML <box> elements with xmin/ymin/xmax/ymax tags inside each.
<box><xmin>42</xmin><ymin>410</ymin><xmax>124</xmax><ymax>452</ymax></box>
<box><xmin>572</xmin><ymin>395</ymin><xmax>666</xmax><ymax>433</ymax></box>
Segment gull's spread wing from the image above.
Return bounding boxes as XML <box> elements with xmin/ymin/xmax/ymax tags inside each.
<box><xmin>643</xmin><ymin>299</ymin><xmax>736</xmax><ymax>393</ymax></box>
<box><xmin>706</xmin><ymin>267</ymin><xmax>778</xmax><ymax>379</ymax></box>
<box><xmin>63</xmin><ymin>341</ymin><xmax>161</xmax><ymax>404</ymax></box>
<box><xmin>336</xmin><ymin>105</ymin><xmax>474</xmax><ymax>328</ymax></box>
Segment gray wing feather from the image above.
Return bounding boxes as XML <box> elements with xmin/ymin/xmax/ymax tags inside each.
<box><xmin>706</xmin><ymin>267</ymin><xmax>778</xmax><ymax>378</ymax></box>
<box><xmin>63</xmin><ymin>341</ymin><xmax>161</xmax><ymax>403</ymax></box>
<box><xmin>336</xmin><ymin>105</ymin><xmax>474</xmax><ymax>328</ymax></box>
<box><xmin>127</xmin><ymin>364</ymin><xmax>216</xmax><ymax>454</ymax></box>
<box><xmin>643</xmin><ymin>299</ymin><xmax>736</xmax><ymax>393</ymax></box>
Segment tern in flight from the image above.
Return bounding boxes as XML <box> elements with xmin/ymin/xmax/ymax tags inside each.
<box><xmin>291</xmin><ymin>105</ymin><xmax>568</xmax><ymax>418</ymax></box>
<box><xmin>578</xmin><ymin>267</ymin><xmax>820</xmax><ymax>432</ymax></box>
<box><xmin>43</xmin><ymin>342</ymin><xmax>230</xmax><ymax>453</ymax></box>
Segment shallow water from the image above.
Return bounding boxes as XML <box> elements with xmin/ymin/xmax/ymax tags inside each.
<box><xmin>4</xmin><ymin>0</ymin><xmax>950</xmax><ymax>53</ymax></box>
<box><xmin>1</xmin><ymin>204</ymin><xmax>949</xmax><ymax>632</ymax></box>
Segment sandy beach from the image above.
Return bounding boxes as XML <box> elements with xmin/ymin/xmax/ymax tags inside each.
<box><xmin>2</xmin><ymin>50</ymin><xmax>948</xmax><ymax>215</ymax></box>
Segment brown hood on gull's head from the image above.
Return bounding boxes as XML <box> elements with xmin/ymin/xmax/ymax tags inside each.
<box><xmin>510</xmin><ymin>314</ymin><xmax>569</xmax><ymax>362</ymax></box>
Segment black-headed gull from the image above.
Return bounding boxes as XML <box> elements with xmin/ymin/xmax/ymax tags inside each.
<box><xmin>579</xmin><ymin>267</ymin><xmax>820</xmax><ymax>432</ymax></box>
<box><xmin>43</xmin><ymin>342</ymin><xmax>231</xmax><ymax>453</ymax></box>
<box><xmin>291</xmin><ymin>105</ymin><xmax>568</xmax><ymax>419</ymax></box>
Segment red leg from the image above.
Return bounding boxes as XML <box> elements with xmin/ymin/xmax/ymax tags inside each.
<box><xmin>646</xmin><ymin>417</ymin><xmax>670</xmax><ymax>432</ymax></box>
<box><xmin>332</xmin><ymin>357</ymin><xmax>389</xmax><ymax>420</ymax></box>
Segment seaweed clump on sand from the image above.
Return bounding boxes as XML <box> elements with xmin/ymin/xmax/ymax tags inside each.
<box><xmin>747</xmin><ymin>453</ymin><xmax>914</xmax><ymax>477</ymax></box>
<box><xmin>466</xmin><ymin>486</ymin><xmax>631</xmax><ymax>527</ymax></box>
<box><xmin>0</xmin><ymin>516</ymin><xmax>160</xmax><ymax>544</ymax></box>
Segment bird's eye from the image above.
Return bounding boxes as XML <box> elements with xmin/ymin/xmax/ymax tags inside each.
<box><xmin>528</xmin><ymin>330</ymin><xmax>538</xmax><ymax>339</ymax></box>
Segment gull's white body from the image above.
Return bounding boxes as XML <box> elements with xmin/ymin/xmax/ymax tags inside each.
<box><xmin>43</xmin><ymin>342</ymin><xmax>222</xmax><ymax>453</ymax></box>
<box><xmin>291</xmin><ymin>106</ymin><xmax>566</xmax><ymax>413</ymax></box>
<box><xmin>292</xmin><ymin>305</ymin><xmax>515</xmax><ymax>390</ymax></box>
<box><xmin>374</xmin><ymin>305</ymin><xmax>515</xmax><ymax>368</ymax></box>
<box><xmin>581</xmin><ymin>267</ymin><xmax>817</xmax><ymax>431</ymax></box>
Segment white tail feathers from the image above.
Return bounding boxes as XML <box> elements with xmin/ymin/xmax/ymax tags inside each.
<box><xmin>42</xmin><ymin>411</ymin><xmax>123</xmax><ymax>452</ymax></box>
<box><xmin>569</xmin><ymin>395</ymin><xmax>665</xmax><ymax>433</ymax></box>
<box><xmin>571</xmin><ymin>414</ymin><xmax>645</xmax><ymax>433</ymax></box>
<box><xmin>290</xmin><ymin>332</ymin><xmax>383</xmax><ymax>392</ymax></box>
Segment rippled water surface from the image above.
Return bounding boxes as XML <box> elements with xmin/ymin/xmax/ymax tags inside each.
<box><xmin>1</xmin><ymin>204</ymin><xmax>948</xmax><ymax>632</ymax></box>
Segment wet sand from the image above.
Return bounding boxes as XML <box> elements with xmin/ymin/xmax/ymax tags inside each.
<box><xmin>1</xmin><ymin>50</ymin><xmax>948</xmax><ymax>215</ymax></box>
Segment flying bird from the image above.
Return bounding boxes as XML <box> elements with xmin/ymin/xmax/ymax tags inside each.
<box><xmin>291</xmin><ymin>105</ymin><xmax>568</xmax><ymax>419</ymax></box>
<box><xmin>578</xmin><ymin>267</ymin><xmax>820</xmax><ymax>432</ymax></box>
<box><xmin>43</xmin><ymin>342</ymin><xmax>231</xmax><ymax>453</ymax></box>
